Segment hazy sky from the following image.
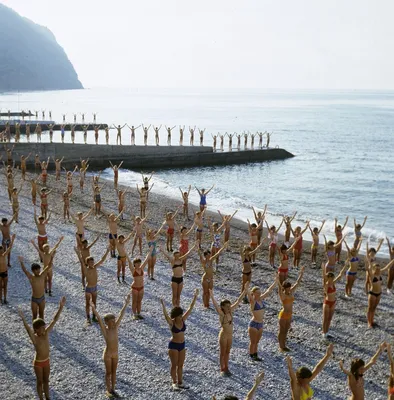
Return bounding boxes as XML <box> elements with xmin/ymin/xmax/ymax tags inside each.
<box><xmin>3</xmin><ymin>0</ymin><xmax>394</xmax><ymax>89</ymax></box>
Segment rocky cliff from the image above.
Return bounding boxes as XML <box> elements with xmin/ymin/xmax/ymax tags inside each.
<box><xmin>0</xmin><ymin>4</ymin><xmax>83</xmax><ymax>92</ymax></box>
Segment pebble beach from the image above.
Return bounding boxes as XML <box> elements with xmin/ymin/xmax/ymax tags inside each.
<box><xmin>0</xmin><ymin>168</ymin><xmax>392</xmax><ymax>400</ymax></box>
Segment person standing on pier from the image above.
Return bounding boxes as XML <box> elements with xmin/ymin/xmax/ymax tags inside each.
<box><xmin>199</xmin><ymin>128</ymin><xmax>205</xmax><ymax>146</ymax></box>
<box><xmin>219</xmin><ymin>134</ymin><xmax>224</xmax><ymax>151</ymax></box>
<box><xmin>166</xmin><ymin>125</ymin><xmax>176</xmax><ymax>146</ymax></box>
<box><xmin>127</xmin><ymin>124</ymin><xmax>141</xmax><ymax>146</ymax></box>
<box><xmin>266</xmin><ymin>132</ymin><xmax>271</xmax><ymax>148</ymax></box>
<box><xmin>114</xmin><ymin>124</ymin><xmax>126</xmax><ymax>145</ymax></box>
<box><xmin>251</xmin><ymin>133</ymin><xmax>256</xmax><ymax>150</ymax></box>
<box><xmin>189</xmin><ymin>126</ymin><xmax>196</xmax><ymax>146</ymax></box>
<box><xmin>26</xmin><ymin>123</ymin><xmax>31</xmax><ymax>143</ymax></box>
<box><xmin>47</xmin><ymin>123</ymin><xmax>55</xmax><ymax>143</ymax></box>
<box><xmin>62</xmin><ymin>114</ymin><xmax>66</xmax><ymax>123</ymax></box>
<box><xmin>236</xmin><ymin>133</ymin><xmax>241</xmax><ymax>150</ymax></box>
<box><xmin>92</xmin><ymin>113</ymin><xmax>97</xmax><ymax>123</ymax></box>
<box><xmin>35</xmin><ymin>124</ymin><xmax>42</xmax><ymax>143</ymax></box>
<box><xmin>211</xmin><ymin>134</ymin><xmax>217</xmax><ymax>151</ymax></box>
<box><xmin>73</xmin><ymin>113</ymin><xmax>77</xmax><ymax>123</ymax></box>
<box><xmin>226</xmin><ymin>133</ymin><xmax>234</xmax><ymax>151</ymax></box>
<box><xmin>179</xmin><ymin>126</ymin><xmax>185</xmax><ymax>146</ymax></box>
<box><xmin>60</xmin><ymin>124</ymin><xmax>66</xmax><ymax>143</ymax></box>
<box><xmin>15</xmin><ymin>123</ymin><xmax>21</xmax><ymax>143</ymax></box>
<box><xmin>153</xmin><ymin>125</ymin><xmax>162</xmax><ymax>146</ymax></box>
<box><xmin>142</xmin><ymin>124</ymin><xmax>151</xmax><ymax>146</ymax></box>
<box><xmin>94</xmin><ymin>125</ymin><xmax>101</xmax><ymax>145</ymax></box>
<box><xmin>82</xmin><ymin>125</ymin><xmax>89</xmax><ymax>145</ymax></box>
<box><xmin>243</xmin><ymin>132</ymin><xmax>249</xmax><ymax>149</ymax></box>
<box><xmin>70</xmin><ymin>124</ymin><xmax>76</xmax><ymax>144</ymax></box>
<box><xmin>258</xmin><ymin>132</ymin><xmax>264</xmax><ymax>149</ymax></box>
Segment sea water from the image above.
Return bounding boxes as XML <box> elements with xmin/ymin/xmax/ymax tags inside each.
<box><xmin>1</xmin><ymin>88</ymin><xmax>393</xmax><ymax>255</ymax></box>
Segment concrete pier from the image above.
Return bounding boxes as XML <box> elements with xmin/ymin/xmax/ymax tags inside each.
<box><xmin>3</xmin><ymin>143</ymin><xmax>294</xmax><ymax>170</ymax></box>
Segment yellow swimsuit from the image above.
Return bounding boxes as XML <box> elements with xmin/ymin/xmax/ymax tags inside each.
<box><xmin>300</xmin><ymin>386</ymin><xmax>314</xmax><ymax>400</ymax></box>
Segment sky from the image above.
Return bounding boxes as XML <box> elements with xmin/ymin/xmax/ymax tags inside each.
<box><xmin>2</xmin><ymin>0</ymin><xmax>394</xmax><ymax>90</ymax></box>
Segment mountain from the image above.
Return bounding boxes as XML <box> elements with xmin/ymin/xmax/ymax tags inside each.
<box><xmin>0</xmin><ymin>4</ymin><xmax>83</xmax><ymax>92</ymax></box>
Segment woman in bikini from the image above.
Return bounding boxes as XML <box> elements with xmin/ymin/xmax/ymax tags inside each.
<box><xmin>179</xmin><ymin>185</ymin><xmax>191</xmax><ymax>220</ymax></box>
<box><xmin>252</xmin><ymin>205</ymin><xmax>267</xmax><ymax>245</ymax></box>
<box><xmin>93</xmin><ymin>184</ymin><xmax>105</xmax><ymax>217</ymax></box>
<box><xmin>178</xmin><ymin>223</ymin><xmax>195</xmax><ymax>271</ymax></box>
<box><xmin>209</xmin><ymin>218</ymin><xmax>226</xmax><ymax>265</ymax></box>
<box><xmin>131</xmin><ymin>215</ymin><xmax>147</xmax><ymax>256</ymax></box>
<box><xmin>247</xmin><ymin>219</ymin><xmax>264</xmax><ymax>264</ymax></box>
<box><xmin>160</xmin><ymin>289</ymin><xmax>199</xmax><ymax>391</ymax></box>
<box><xmin>366</xmin><ymin>258</ymin><xmax>394</xmax><ymax>328</ymax></box>
<box><xmin>353</xmin><ymin>216</ymin><xmax>367</xmax><ymax>248</ymax></box>
<box><xmin>210</xmin><ymin>285</ymin><xmax>249</xmax><ymax>376</ymax></box>
<box><xmin>247</xmin><ymin>277</ymin><xmax>278</xmax><ymax>362</ymax></box>
<box><xmin>161</xmin><ymin>244</ymin><xmax>197</xmax><ymax>307</ymax></box>
<box><xmin>278</xmin><ymin>238</ymin><xmax>301</xmax><ymax>284</ymax></box>
<box><xmin>339</xmin><ymin>342</ymin><xmax>385</xmax><ymax>400</ymax></box>
<box><xmin>385</xmin><ymin>237</ymin><xmax>394</xmax><ymax>294</ymax></box>
<box><xmin>194</xmin><ymin>209</ymin><xmax>206</xmax><ymax>248</ymax></box>
<box><xmin>283</xmin><ymin>212</ymin><xmax>297</xmax><ymax>246</ymax></box>
<box><xmin>109</xmin><ymin>161</ymin><xmax>123</xmax><ymax>189</ymax></box>
<box><xmin>323</xmin><ymin>234</ymin><xmax>347</xmax><ymax>274</ymax></box>
<box><xmin>146</xmin><ymin>225</ymin><xmax>165</xmax><ymax>280</ymax></box>
<box><xmin>240</xmin><ymin>242</ymin><xmax>265</xmax><ymax>303</ymax></box>
<box><xmin>334</xmin><ymin>216</ymin><xmax>348</xmax><ymax>263</ymax></box>
<box><xmin>40</xmin><ymin>158</ymin><xmax>50</xmax><ymax>186</ymax></box>
<box><xmin>164</xmin><ymin>210</ymin><xmax>180</xmax><ymax>252</ymax></box>
<box><xmin>217</xmin><ymin>210</ymin><xmax>238</xmax><ymax>243</ymax></box>
<box><xmin>199</xmin><ymin>243</ymin><xmax>228</xmax><ymax>309</ymax></box>
<box><xmin>322</xmin><ymin>262</ymin><xmax>347</xmax><ymax>339</ymax></box>
<box><xmin>308</xmin><ymin>220</ymin><xmax>325</xmax><ymax>265</ymax></box>
<box><xmin>63</xmin><ymin>166</ymin><xmax>78</xmax><ymax>195</ymax></box>
<box><xmin>287</xmin><ymin>344</ymin><xmax>333</xmax><ymax>400</ymax></box>
<box><xmin>11</xmin><ymin>184</ymin><xmax>23</xmax><ymax>223</ymax></box>
<box><xmin>343</xmin><ymin>239</ymin><xmax>362</xmax><ymax>297</ymax></box>
<box><xmin>141</xmin><ymin>171</ymin><xmax>154</xmax><ymax>199</ymax></box>
<box><xmin>265</xmin><ymin>220</ymin><xmax>283</xmax><ymax>267</ymax></box>
<box><xmin>195</xmin><ymin>185</ymin><xmax>214</xmax><ymax>212</ymax></box>
<box><xmin>127</xmin><ymin>249</ymin><xmax>152</xmax><ymax>319</ymax></box>
<box><xmin>291</xmin><ymin>223</ymin><xmax>309</xmax><ymax>268</ymax></box>
<box><xmin>365</xmin><ymin>239</ymin><xmax>384</xmax><ymax>294</ymax></box>
<box><xmin>136</xmin><ymin>184</ymin><xmax>153</xmax><ymax>219</ymax></box>
<box><xmin>277</xmin><ymin>267</ymin><xmax>304</xmax><ymax>352</ymax></box>
<box><xmin>115</xmin><ymin>233</ymin><xmax>133</xmax><ymax>283</ymax></box>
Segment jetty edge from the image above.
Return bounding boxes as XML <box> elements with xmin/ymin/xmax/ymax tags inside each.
<box><xmin>5</xmin><ymin>143</ymin><xmax>294</xmax><ymax>169</ymax></box>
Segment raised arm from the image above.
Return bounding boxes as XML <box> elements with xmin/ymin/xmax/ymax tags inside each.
<box><xmin>90</xmin><ymin>296</ymin><xmax>107</xmax><ymax>337</ymax></box>
<box><xmin>342</xmin><ymin>216</ymin><xmax>349</xmax><ymax>229</ymax></box>
<box><xmin>211</xmin><ymin>242</ymin><xmax>229</xmax><ymax>260</ymax></box>
<box><xmin>286</xmin><ymin>356</ymin><xmax>297</xmax><ymax>383</ymax></box>
<box><xmin>18</xmin><ymin>308</ymin><xmax>36</xmax><ymax>344</ymax></box>
<box><xmin>339</xmin><ymin>360</ymin><xmax>351</xmax><ymax>377</ymax></box>
<box><xmin>245</xmin><ymin>371</ymin><xmax>264</xmax><ymax>400</ymax></box>
<box><xmin>115</xmin><ymin>294</ymin><xmax>131</xmax><ymax>328</ymax></box>
<box><xmin>183</xmin><ymin>289</ymin><xmax>199</xmax><ymax>320</ymax></box>
<box><xmin>160</xmin><ymin>299</ymin><xmax>173</xmax><ymax>326</ymax></box>
<box><xmin>205</xmin><ymin>184</ymin><xmax>215</xmax><ymax>195</ymax></box>
<box><xmin>50</xmin><ymin>236</ymin><xmax>64</xmax><ymax>255</ymax></box>
<box><xmin>231</xmin><ymin>284</ymin><xmax>249</xmax><ymax>310</ymax></box>
<box><xmin>310</xmin><ymin>344</ymin><xmax>333</xmax><ymax>382</ymax></box>
<box><xmin>381</xmin><ymin>258</ymin><xmax>394</xmax><ymax>273</ymax></box>
<box><xmin>261</xmin><ymin>276</ymin><xmax>279</xmax><ymax>299</ymax></box>
<box><xmin>87</xmin><ymin>235</ymin><xmax>100</xmax><ymax>250</ymax></box>
<box><xmin>291</xmin><ymin>266</ymin><xmax>305</xmax><ymax>292</ymax></box>
<box><xmin>179</xmin><ymin>243</ymin><xmax>197</xmax><ymax>261</ymax></box>
<box><xmin>363</xmin><ymin>343</ymin><xmax>385</xmax><ymax>371</ymax></box>
<box><xmin>376</xmin><ymin>238</ymin><xmax>384</xmax><ymax>253</ymax></box>
<box><xmin>209</xmin><ymin>289</ymin><xmax>223</xmax><ymax>315</ymax></box>
<box><xmin>94</xmin><ymin>248</ymin><xmax>110</xmax><ymax>268</ymax></box>
<box><xmin>4</xmin><ymin>234</ymin><xmax>16</xmax><ymax>256</ymax></box>
<box><xmin>160</xmin><ymin>246</ymin><xmax>173</xmax><ymax>263</ymax></box>
<box><xmin>334</xmin><ymin>263</ymin><xmax>347</xmax><ymax>283</ymax></box>
<box><xmin>19</xmin><ymin>257</ymin><xmax>32</xmax><ymax>280</ymax></box>
<box><xmin>334</xmin><ymin>233</ymin><xmax>347</xmax><ymax>248</ymax></box>
<box><xmin>46</xmin><ymin>297</ymin><xmax>66</xmax><ymax>333</ymax></box>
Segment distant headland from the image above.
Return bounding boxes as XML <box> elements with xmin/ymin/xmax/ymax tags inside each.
<box><xmin>0</xmin><ymin>4</ymin><xmax>83</xmax><ymax>92</ymax></box>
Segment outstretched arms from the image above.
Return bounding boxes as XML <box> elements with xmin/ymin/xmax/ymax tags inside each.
<box><xmin>183</xmin><ymin>289</ymin><xmax>199</xmax><ymax>320</ymax></box>
<box><xmin>115</xmin><ymin>293</ymin><xmax>132</xmax><ymax>328</ymax></box>
<box><xmin>46</xmin><ymin>297</ymin><xmax>66</xmax><ymax>333</ymax></box>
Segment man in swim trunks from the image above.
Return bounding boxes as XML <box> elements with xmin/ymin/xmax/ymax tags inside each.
<box><xmin>71</xmin><ymin>208</ymin><xmax>93</xmax><ymax>248</ymax></box>
<box><xmin>1</xmin><ymin>215</ymin><xmax>16</xmax><ymax>267</ymax></box>
<box><xmin>19</xmin><ymin>296</ymin><xmax>66</xmax><ymax>400</ymax></box>
<box><xmin>34</xmin><ymin>209</ymin><xmax>51</xmax><ymax>254</ymax></box>
<box><xmin>19</xmin><ymin>257</ymin><xmax>51</xmax><ymax>320</ymax></box>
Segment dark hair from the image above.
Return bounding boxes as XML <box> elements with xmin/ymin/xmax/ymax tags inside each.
<box><xmin>282</xmin><ymin>281</ymin><xmax>292</xmax><ymax>289</ymax></box>
<box><xmin>181</xmin><ymin>226</ymin><xmax>187</xmax><ymax>232</ymax></box>
<box><xmin>133</xmin><ymin>258</ymin><xmax>141</xmax><ymax>265</ymax></box>
<box><xmin>1</xmin><ymin>218</ymin><xmax>7</xmax><ymax>223</ymax></box>
<box><xmin>326</xmin><ymin>272</ymin><xmax>335</xmax><ymax>279</ymax></box>
<box><xmin>368</xmin><ymin>247</ymin><xmax>377</xmax><ymax>254</ymax></box>
<box><xmin>170</xmin><ymin>307</ymin><xmax>183</xmax><ymax>319</ymax></box>
<box><xmin>327</xmin><ymin>240</ymin><xmax>335</xmax><ymax>246</ymax></box>
<box><xmin>82</xmin><ymin>240</ymin><xmax>88</xmax><ymax>245</ymax></box>
<box><xmin>204</xmin><ymin>250</ymin><xmax>211</xmax><ymax>256</ymax></box>
<box><xmin>296</xmin><ymin>367</ymin><xmax>312</xmax><ymax>380</ymax></box>
<box><xmin>350</xmin><ymin>358</ymin><xmax>365</xmax><ymax>380</ymax></box>
<box><xmin>31</xmin><ymin>263</ymin><xmax>41</xmax><ymax>271</ymax></box>
<box><xmin>220</xmin><ymin>300</ymin><xmax>231</xmax><ymax>310</ymax></box>
<box><xmin>280</xmin><ymin>244</ymin><xmax>288</xmax><ymax>251</ymax></box>
<box><xmin>251</xmin><ymin>223</ymin><xmax>257</xmax><ymax>228</ymax></box>
<box><xmin>224</xmin><ymin>396</ymin><xmax>239</xmax><ymax>400</ymax></box>
<box><xmin>32</xmin><ymin>318</ymin><xmax>46</xmax><ymax>330</ymax></box>
<box><xmin>356</xmin><ymin>224</ymin><xmax>362</xmax><ymax>230</ymax></box>
<box><xmin>118</xmin><ymin>235</ymin><xmax>125</xmax><ymax>239</ymax></box>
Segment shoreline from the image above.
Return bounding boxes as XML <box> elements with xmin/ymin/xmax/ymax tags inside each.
<box><xmin>0</xmin><ymin>168</ymin><xmax>392</xmax><ymax>399</ymax></box>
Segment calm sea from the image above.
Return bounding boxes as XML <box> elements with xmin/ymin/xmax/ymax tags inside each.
<box><xmin>1</xmin><ymin>88</ymin><xmax>393</xmax><ymax>255</ymax></box>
